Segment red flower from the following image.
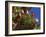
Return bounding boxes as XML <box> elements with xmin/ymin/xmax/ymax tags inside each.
<box><xmin>32</xmin><ymin>12</ymin><xmax>35</xmax><ymax>17</ymax></box>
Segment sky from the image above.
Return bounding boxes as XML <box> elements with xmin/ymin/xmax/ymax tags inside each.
<box><xmin>29</xmin><ymin>7</ymin><xmax>40</xmax><ymax>20</ymax></box>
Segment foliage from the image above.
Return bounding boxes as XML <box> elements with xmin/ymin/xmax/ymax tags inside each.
<box><xmin>20</xmin><ymin>14</ymin><xmax>35</xmax><ymax>25</ymax></box>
